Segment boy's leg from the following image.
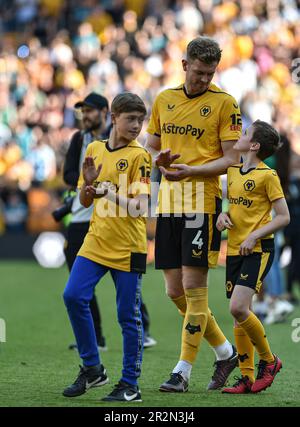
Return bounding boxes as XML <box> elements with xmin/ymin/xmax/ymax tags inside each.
<box><xmin>64</xmin><ymin>223</ymin><xmax>106</xmax><ymax>350</ymax></box>
<box><xmin>111</xmin><ymin>270</ymin><xmax>144</xmax><ymax>386</ymax></box>
<box><xmin>63</xmin><ymin>255</ymin><xmax>108</xmax><ymax>366</ymax></box>
<box><xmin>230</xmin><ymin>284</ymin><xmax>282</xmax><ymax>392</ymax></box>
<box><xmin>233</xmin><ymin>321</ymin><xmax>255</xmax><ymax>383</ymax></box>
<box><xmin>230</xmin><ymin>285</ymin><xmax>273</xmax><ymax>362</ymax></box>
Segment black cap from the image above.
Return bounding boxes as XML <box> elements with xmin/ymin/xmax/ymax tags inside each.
<box><xmin>74</xmin><ymin>93</ymin><xmax>109</xmax><ymax>110</ymax></box>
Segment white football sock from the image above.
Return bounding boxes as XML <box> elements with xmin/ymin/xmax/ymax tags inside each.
<box><xmin>173</xmin><ymin>360</ymin><xmax>192</xmax><ymax>381</ymax></box>
<box><xmin>212</xmin><ymin>340</ymin><xmax>233</xmax><ymax>361</ymax></box>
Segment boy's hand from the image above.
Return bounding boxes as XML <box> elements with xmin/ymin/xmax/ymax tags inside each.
<box><xmin>216</xmin><ymin>212</ymin><xmax>233</xmax><ymax>231</ymax></box>
<box><xmin>239</xmin><ymin>233</ymin><xmax>257</xmax><ymax>256</ymax></box>
<box><xmin>159</xmin><ymin>163</ymin><xmax>192</xmax><ymax>181</ymax></box>
<box><xmin>84</xmin><ymin>185</ymin><xmax>97</xmax><ymax>199</ymax></box>
<box><xmin>83</xmin><ymin>156</ymin><xmax>102</xmax><ymax>185</ymax></box>
<box><xmin>95</xmin><ymin>181</ymin><xmax>117</xmax><ymax>198</ymax></box>
<box><xmin>155</xmin><ymin>149</ymin><xmax>180</xmax><ymax>168</ymax></box>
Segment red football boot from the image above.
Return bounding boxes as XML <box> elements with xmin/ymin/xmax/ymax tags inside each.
<box><xmin>251</xmin><ymin>354</ymin><xmax>282</xmax><ymax>393</ymax></box>
<box><xmin>222</xmin><ymin>376</ymin><xmax>253</xmax><ymax>394</ymax></box>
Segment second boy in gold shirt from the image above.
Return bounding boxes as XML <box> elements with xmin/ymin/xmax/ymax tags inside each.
<box><xmin>217</xmin><ymin>120</ymin><xmax>290</xmax><ymax>394</ymax></box>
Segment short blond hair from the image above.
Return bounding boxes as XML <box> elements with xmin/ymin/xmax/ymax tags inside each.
<box><xmin>187</xmin><ymin>37</ymin><xmax>222</xmax><ymax>64</ymax></box>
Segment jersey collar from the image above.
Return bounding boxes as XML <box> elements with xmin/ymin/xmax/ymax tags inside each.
<box><xmin>239</xmin><ymin>161</ymin><xmax>264</xmax><ymax>175</ymax></box>
<box><xmin>182</xmin><ymin>84</ymin><xmax>209</xmax><ymax>99</ymax></box>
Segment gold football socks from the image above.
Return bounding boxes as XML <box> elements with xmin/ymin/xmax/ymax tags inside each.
<box><xmin>239</xmin><ymin>312</ymin><xmax>274</xmax><ymax>364</ymax></box>
<box><xmin>234</xmin><ymin>326</ymin><xmax>255</xmax><ymax>382</ymax></box>
<box><xmin>180</xmin><ymin>287</ymin><xmax>208</xmax><ymax>364</ymax></box>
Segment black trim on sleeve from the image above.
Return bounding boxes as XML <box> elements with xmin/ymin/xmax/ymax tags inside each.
<box><xmin>130</xmin><ymin>253</ymin><xmax>147</xmax><ymax>273</ymax></box>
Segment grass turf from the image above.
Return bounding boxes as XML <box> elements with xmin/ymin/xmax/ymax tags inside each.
<box><xmin>0</xmin><ymin>261</ymin><xmax>299</xmax><ymax>407</ymax></box>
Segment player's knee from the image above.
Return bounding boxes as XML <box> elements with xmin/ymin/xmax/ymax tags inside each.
<box><xmin>166</xmin><ymin>288</ymin><xmax>182</xmax><ymax>299</ymax></box>
<box><xmin>230</xmin><ymin>301</ymin><xmax>247</xmax><ymax>320</ymax></box>
<box><xmin>63</xmin><ymin>287</ymin><xmax>80</xmax><ymax>307</ymax></box>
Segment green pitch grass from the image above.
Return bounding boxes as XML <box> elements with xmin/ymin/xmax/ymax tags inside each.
<box><xmin>0</xmin><ymin>261</ymin><xmax>299</xmax><ymax>407</ymax></box>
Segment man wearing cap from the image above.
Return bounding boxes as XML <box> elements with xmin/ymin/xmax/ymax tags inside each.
<box><xmin>63</xmin><ymin>93</ymin><xmax>110</xmax><ymax>351</ymax></box>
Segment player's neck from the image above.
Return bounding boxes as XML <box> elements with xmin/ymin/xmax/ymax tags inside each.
<box><xmin>91</xmin><ymin>126</ymin><xmax>105</xmax><ymax>139</ymax></box>
<box><xmin>183</xmin><ymin>82</ymin><xmax>209</xmax><ymax>97</ymax></box>
<box><xmin>108</xmin><ymin>128</ymin><xmax>131</xmax><ymax>150</ymax></box>
<box><xmin>241</xmin><ymin>153</ymin><xmax>260</xmax><ymax>171</ymax></box>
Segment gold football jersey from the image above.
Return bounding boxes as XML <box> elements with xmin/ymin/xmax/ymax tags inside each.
<box><xmin>77</xmin><ymin>140</ymin><xmax>151</xmax><ymax>272</ymax></box>
<box><xmin>147</xmin><ymin>83</ymin><xmax>242</xmax><ymax>214</ymax></box>
<box><xmin>227</xmin><ymin>162</ymin><xmax>284</xmax><ymax>255</ymax></box>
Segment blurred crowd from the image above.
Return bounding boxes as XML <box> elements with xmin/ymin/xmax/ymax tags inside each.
<box><xmin>0</xmin><ymin>0</ymin><xmax>300</xmax><ymax>312</ymax></box>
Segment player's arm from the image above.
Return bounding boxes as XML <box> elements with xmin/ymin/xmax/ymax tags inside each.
<box><xmin>159</xmin><ymin>140</ymin><xmax>239</xmax><ymax>180</ymax></box>
<box><xmin>239</xmin><ymin>198</ymin><xmax>290</xmax><ymax>256</ymax></box>
<box><xmin>79</xmin><ymin>156</ymin><xmax>102</xmax><ymax>208</ymax></box>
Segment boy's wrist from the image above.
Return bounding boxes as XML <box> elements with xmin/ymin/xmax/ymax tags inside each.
<box><xmin>250</xmin><ymin>231</ymin><xmax>259</xmax><ymax>240</ymax></box>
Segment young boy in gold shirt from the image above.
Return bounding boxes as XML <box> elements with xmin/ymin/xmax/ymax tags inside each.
<box><xmin>217</xmin><ymin>120</ymin><xmax>290</xmax><ymax>393</ymax></box>
<box><xmin>63</xmin><ymin>93</ymin><xmax>151</xmax><ymax>402</ymax></box>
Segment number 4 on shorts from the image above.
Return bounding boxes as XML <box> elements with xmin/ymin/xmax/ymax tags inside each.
<box><xmin>192</xmin><ymin>230</ymin><xmax>203</xmax><ymax>249</ymax></box>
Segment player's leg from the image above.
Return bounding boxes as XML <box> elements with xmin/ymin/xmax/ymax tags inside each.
<box><xmin>102</xmin><ymin>270</ymin><xmax>143</xmax><ymax>402</ymax></box>
<box><xmin>62</xmin><ymin>256</ymin><xmax>109</xmax><ymax>397</ymax></box>
<box><xmin>222</xmin><ymin>255</ymin><xmax>255</xmax><ymax>394</ymax></box>
<box><xmin>159</xmin><ymin>265</ymin><xmax>207</xmax><ymax>393</ymax></box>
<box><xmin>205</xmin><ymin>212</ymin><xmax>236</xmax><ymax>368</ymax></box>
<box><xmin>64</xmin><ymin>222</ymin><xmax>106</xmax><ymax>350</ymax></box>
<box><xmin>182</xmin><ymin>213</ymin><xmax>237</xmax><ymax>390</ymax></box>
<box><xmin>231</xmin><ymin>252</ymin><xmax>282</xmax><ymax>393</ymax></box>
<box><xmin>223</xmin><ymin>282</ymin><xmax>255</xmax><ymax>394</ymax></box>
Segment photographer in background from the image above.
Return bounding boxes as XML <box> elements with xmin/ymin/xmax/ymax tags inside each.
<box><xmin>63</xmin><ymin>93</ymin><xmax>109</xmax><ymax>351</ymax></box>
<box><xmin>63</xmin><ymin>92</ymin><xmax>156</xmax><ymax>350</ymax></box>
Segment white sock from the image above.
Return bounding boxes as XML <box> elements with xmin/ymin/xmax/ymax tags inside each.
<box><xmin>173</xmin><ymin>360</ymin><xmax>192</xmax><ymax>381</ymax></box>
<box><xmin>212</xmin><ymin>340</ymin><xmax>233</xmax><ymax>361</ymax></box>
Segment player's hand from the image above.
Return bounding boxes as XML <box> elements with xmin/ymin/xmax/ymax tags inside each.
<box><xmin>155</xmin><ymin>149</ymin><xmax>180</xmax><ymax>168</ymax></box>
<box><xmin>216</xmin><ymin>212</ymin><xmax>233</xmax><ymax>231</ymax></box>
<box><xmin>83</xmin><ymin>156</ymin><xmax>102</xmax><ymax>185</ymax></box>
<box><xmin>84</xmin><ymin>185</ymin><xmax>97</xmax><ymax>199</ymax></box>
<box><xmin>159</xmin><ymin>163</ymin><xmax>192</xmax><ymax>181</ymax></box>
<box><xmin>239</xmin><ymin>233</ymin><xmax>257</xmax><ymax>256</ymax></box>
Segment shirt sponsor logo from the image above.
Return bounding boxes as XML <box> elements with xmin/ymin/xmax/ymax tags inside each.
<box><xmin>229</xmin><ymin>196</ymin><xmax>253</xmax><ymax>208</ymax></box>
<box><xmin>162</xmin><ymin>123</ymin><xmax>205</xmax><ymax>140</ymax></box>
